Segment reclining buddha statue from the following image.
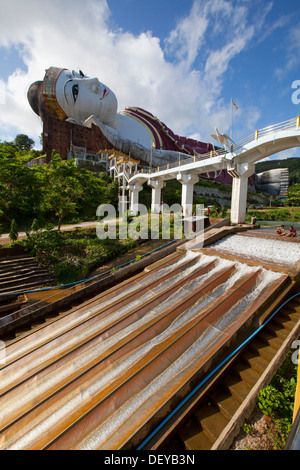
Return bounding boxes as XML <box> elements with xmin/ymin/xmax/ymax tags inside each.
<box><xmin>27</xmin><ymin>67</ymin><xmax>214</xmax><ymax>167</ymax></box>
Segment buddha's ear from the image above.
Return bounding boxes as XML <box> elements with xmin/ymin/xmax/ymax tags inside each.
<box><xmin>27</xmin><ymin>81</ymin><xmax>43</xmax><ymax>116</ymax></box>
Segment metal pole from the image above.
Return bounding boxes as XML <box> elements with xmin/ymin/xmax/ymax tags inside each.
<box><xmin>230</xmin><ymin>97</ymin><xmax>233</xmax><ymax>140</ymax></box>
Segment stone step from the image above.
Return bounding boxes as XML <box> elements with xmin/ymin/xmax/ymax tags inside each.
<box><xmin>272</xmin><ymin>316</ymin><xmax>297</xmax><ymax>332</ymax></box>
<box><xmin>30</xmin><ymin>320</ymin><xmax>46</xmax><ymax>329</ymax></box>
<box><xmin>249</xmin><ymin>339</ymin><xmax>278</xmax><ymax>362</ymax></box>
<box><xmin>0</xmin><ymin>255</ymin><xmax>34</xmax><ymax>262</ymax></box>
<box><xmin>0</xmin><ymin>258</ymin><xmax>37</xmax><ymax>268</ymax></box>
<box><xmin>211</xmin><ymin>386</ymin><xmax>241</xmax><ymax>420</ymax></box>
<box><xmin>278</xmin><ymin>308</ymin><xmax>300</xmax><ymax>322</ymax></box>
<box><xmin>172</xmin><ymin>298</ymin><xmax>300</xmax><ymax>451</ymax></box>
<box><xmin>241</xmin><ymin>351</ymin><xmax>269</xmax><ymax>374</ymax></box>
<box><xmin>261</xmin><ymin>331</ymin><xmax>284</xmax><ymax>350</ymax></box>
<box><xmin>223</xmin><ymin>374</ymin><xmax>252</xmax><ymax>403</ymax></box>
<box><xmin>195</xmin><ymin>404</ymin><xmax>229</xmax><ymax>443</ymax></box>
<box><xmin>286</xmin><ymin>300</ymin><xmax>300</xmax><ymax>312</ymax></box>
<box><xmin>0</xmin><ymin>272</ymin><xmax>53</xmax><ymax>290</ymax></box>
<box><xmin>0</xmin><ymin>278</ymin><xmax>55</xmax><ymax>295</ymax></box>
<box><xmin>178</xmin><ymin>419</ymin><xmax>213</xmax><ymax>451</ymax></box>
<box><xmin>264</xmin><ymin>323</ymin><xmax>290</xmax><ymax>342</ymax></box>
<box><xmin>232</xmin><ymin>362</ymin><xmax>261</xmax><ymax>387</ymax></box>
<box><xmin>0</xmin><ymin>268</ymin><xmax>48</xmax><ymax>281</ymax></box>
<box><xmin>0</xmin><ymin>259</ymin><xmax>39</xmax><ymax>273</ymax></box>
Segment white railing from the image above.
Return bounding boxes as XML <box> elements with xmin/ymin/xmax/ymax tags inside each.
<box><xmin>234</xmin><ymin>116</ymin><xmax>299</xmax><ymax>149</ymax></box>
<box><xmin>123</xmin><ymin>168</ymin><xmax>130</xmax><ymax>181</ymax></box>
<box><xmin>131</xmin><ymin>116</ymin><xmax>300</xmax><ymax>178</ymax></box>
<box><xmin>110</xmin><ymin>162</ymin><xmax>131</xmax><ymax>183</ymax></box>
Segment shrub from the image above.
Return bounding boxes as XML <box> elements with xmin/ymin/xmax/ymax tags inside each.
<box><xmin>258</xmin><ymin>384</ymin><xmax>294</xmax><ymax>418</ymax></box>
<box><xmin>257</xmin><ymin>352</ymin><xmax>298</xmax><ymax>447</ymax></box>
<box><xmin>54</xmin><ymin>258</ymin><xmax>88</xmax><ymax>284</ymax></box>
<box><xmin>246</xmin><ymin>207</ymin><xmax>299</xmax><ymax>223</ymax></box>
<box><xmin>9</xmin><ymin>219</ymin><xmax>18</xmax><ymax>242</ymax></box>
<box><xmin>20</xmin><ymin>227</ymin><xmax>141</xmax><ymax>284</ymax></box>
<box><xmin>292</xmin><ymin>210</ymin><xmax>300</xmax><ymax>220</ymax></box>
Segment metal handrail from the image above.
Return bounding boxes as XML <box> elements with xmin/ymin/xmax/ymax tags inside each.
<box><xmin>130</xmin><ymin>116</ymin><xmax>299</xmax><ymax>179</ymax></box>
<box><xmin>234</xmin><ymin>116</ymin><xmax>298</xmax><ymax>148</ymax></box>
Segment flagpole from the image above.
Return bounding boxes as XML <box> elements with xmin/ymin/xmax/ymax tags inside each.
<box><xmin>230</xmin><ymin>97</ymin><xmax>233</xmax><ymax>140</ymax></box>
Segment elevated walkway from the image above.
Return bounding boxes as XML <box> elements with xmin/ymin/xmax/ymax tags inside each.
<box><xmin>126</xmin><ymin>117</ymin><xmax>300</xmax><ymax>223</ymax></box>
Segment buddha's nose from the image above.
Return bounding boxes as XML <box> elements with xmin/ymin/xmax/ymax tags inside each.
<box><xmin>84</xmin><ymin>77</ymin><xmax>99</xmax><ymax>91</ymax></box>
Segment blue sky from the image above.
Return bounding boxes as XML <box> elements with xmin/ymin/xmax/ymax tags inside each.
<box><xmin>0</xmin><ymin>0</ymin><xmax>300</xmax><ymax>161</ymax></box>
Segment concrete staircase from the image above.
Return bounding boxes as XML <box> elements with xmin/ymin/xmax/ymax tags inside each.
<box><xmin>279</xmin><ymin>168</ymin><xmax>289</xmax><ymax>197</ymax></box>
<box><xmin>0</xmin><ymin>255</ymin><xmax>54</xmax><ymax>299</ymax></box>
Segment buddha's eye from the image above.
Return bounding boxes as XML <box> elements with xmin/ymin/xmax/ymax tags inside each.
<box><xmin>72</xmin><ymin>84</ymin><xmax>79</xmax><ymax>102</ymax></box>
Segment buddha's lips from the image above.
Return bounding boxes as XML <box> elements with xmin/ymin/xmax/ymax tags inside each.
<box><xmin>100</xmin><ymin>88</ymin><xmax>109</xmax><ymax>100</ymax></box>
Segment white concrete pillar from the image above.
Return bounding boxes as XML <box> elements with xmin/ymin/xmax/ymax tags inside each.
<box><xmin>118</xmin><ymin>174</ymin><xmax>127</xmax><ymax>217</ymax></box>
<box><xmin>230</xmin><ymin>175</ymin><xmax>249</xmax><ymax>224</ymax></box>
<box><xmin>177</xmin><ymin>173</ymin><xmax>199</xmax><ymax>217</ymax></box>
<box><xmin>129</xmin><ymin>183</ymin><xmax>143</xmax><ymax>216</ymax></box>
<box><xmin>148</xmin><ymin>179</ymin><xmax>165</xmax><ymax>213</ymax></box>
<box><xmin>229</xmin><ymin>162</ymin><xmax>255</xmax><ymax>224</ymax></box>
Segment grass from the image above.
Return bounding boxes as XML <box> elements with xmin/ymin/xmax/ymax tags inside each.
<box><xmin>246</xmin><ymin>207</ymin><xmax>300</xmax><ymax>223</ymax></box>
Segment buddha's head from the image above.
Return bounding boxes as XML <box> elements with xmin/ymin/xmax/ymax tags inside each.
<box><xmin>28</xmin><ymin>67</ymin><xmax>118</xmax><ymax>126</ymax></box>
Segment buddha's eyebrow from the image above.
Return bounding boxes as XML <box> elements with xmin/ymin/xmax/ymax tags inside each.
<box><xmin>64</xmin><ymin>79</ymin><xmax>73</xmax><ymax>94</ymax></box>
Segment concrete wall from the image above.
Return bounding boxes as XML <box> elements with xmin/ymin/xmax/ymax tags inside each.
<box><xmin>194</xmin><ymin>184</ymin><xmax>267</xmax><ymax>207</ymax></box>
<box><xmin>255</xmin><ymin>168</ymin><xmax>289</xmax><ymax>196</ymax></box>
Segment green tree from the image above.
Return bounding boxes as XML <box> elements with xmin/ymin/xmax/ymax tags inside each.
<box><xmin>31</xmin><ymin>218</ymin><xmax>39</xmax><ymax>232</ymax></box>
<box><xmin>0</xmin><ymin>140</ymin><xmax>17</xmax><ymax>159</ymax></box>
<box><xmin>287</xmin><ymin>184</ymin><xmax>300</xmax><ymax>206</ymax></box>
<box><xmin>42</xmin><ymin>152</ymin><xmax>85</xmax><ymax>230</ymax></box>
<box><xmin>73</xmin><ymin>170</ymin><xmax>118</xmax><ymax>217</ymax></box>
<box><xmin>0</xmin><ymin>209</ymin><xmax>3</xmax><ymax>234</ymax></box>
<box><xmin>9</xmin><ymin>219</ymin><xmax>18</xmax><ymax>242</ymax></box>
<box><xmin>0</xmin><ymin>139</ymin><xmax>119</xmax><ymax>231</ymax></box>
<box><xmin>42</xmin><ymin>151</ymin><xmax>114</xmax><ymax>230</ymax></box>
<box><xmin>14</xmin><ymin>134</ymin><xmax>35</xmax><ymax>152</ymax></box>
<box><xmin>42</xmin><ymin>155</ymin><xmax>119</xmax><ymax>228</ymax></box>
<box><xmin>0</xmin><ymin>150</ymin><xmax>44</xmax><ymax>226</ymax></box>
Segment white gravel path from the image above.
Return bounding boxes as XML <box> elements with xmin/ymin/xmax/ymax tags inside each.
<box><xmin>211</xmin><ymin>235</ymin><xmax>300</xmax><ymax>266</ymax></box>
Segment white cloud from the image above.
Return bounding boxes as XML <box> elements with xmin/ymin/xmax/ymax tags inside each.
<box><xmin>162</xmin><ymin>0</ymin><xmax>266</xmax><ymax>138</ymax></box>
<box><xmin>260</xmin><ymin>147</ymin><xmax>299</xmax><ymax>162</ymax></box>
<box><xmin>0</xmin><ymin>0</ymin><xmax>275</xmax><ymax>147</ymax></box>
<box><xmin>164</xmin><ymin>1</ymin><xmax>208</xmax><ymax>67</ymax></box>
<box><xmin>0</xmin><ymin>79</ymin><xmax>5</xmax><ymax>105</ymax></box>
<box><xmin>275</xmin><ymin>23</ymin><xmax>300</xmax><ymax>80</ymax></box>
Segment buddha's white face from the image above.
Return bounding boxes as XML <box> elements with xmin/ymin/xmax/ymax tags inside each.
<box><xmin>55</xmin><ymin>69</ymin><xmax>118</xmax><ymax>126</ymax></box>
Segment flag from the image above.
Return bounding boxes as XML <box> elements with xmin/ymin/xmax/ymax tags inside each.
<box><xmin>232</xmin><ymin>99</ymin><xmax>238</xmax><ymax>110</ymax></box>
